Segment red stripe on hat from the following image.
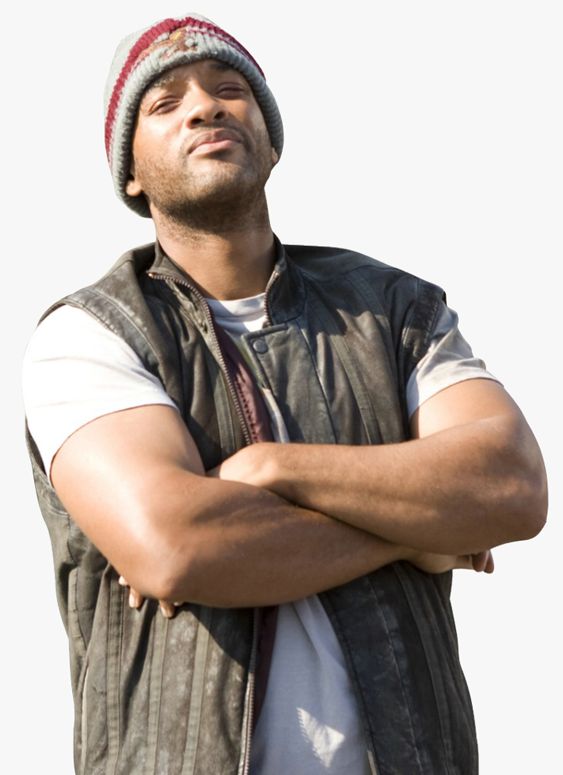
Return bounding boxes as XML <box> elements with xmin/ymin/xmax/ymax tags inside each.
<box><xmin>105</xmin><ymin>16</ymin><xmax>265</xmax><ymax>161</ymax></box>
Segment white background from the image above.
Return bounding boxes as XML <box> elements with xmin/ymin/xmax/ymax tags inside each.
<box><xmin>3</xmin><ymin>1</ymin><xmax>561</xmax><ymax>772</ymax></box>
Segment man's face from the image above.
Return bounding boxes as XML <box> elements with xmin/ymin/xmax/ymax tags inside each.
<box><xmin>126</xmin><ymin>59</ymin><xmax>278</xmax><ymax>220</ymax></box>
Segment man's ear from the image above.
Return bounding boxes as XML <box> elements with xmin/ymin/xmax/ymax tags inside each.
<box><xmin>271</xmin><ymin>147</ymin><xmax>279</xmax><ymax>165</ymax></box>
<box><xmin>125</xmin><ymin>160</ymin><xmax>143</xmax><ymax>197</ymax></box>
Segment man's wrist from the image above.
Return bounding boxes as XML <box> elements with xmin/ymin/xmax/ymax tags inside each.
<box><xmin>260</xmin><ymin>442</ymin><xmax>296</xmax><ymax>499</ymax></box>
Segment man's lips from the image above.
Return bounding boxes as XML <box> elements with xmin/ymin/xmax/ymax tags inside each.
<box><xmin>188</xmin><ymin>129</ymin><xmax>244</xmax><ymax>155</ymax></box>
<box><xmin>190</xmin><ymin>138</ymin><xmax>241</xmax><ymax>155</ymax></box>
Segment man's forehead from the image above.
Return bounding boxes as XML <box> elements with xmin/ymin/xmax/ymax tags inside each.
<box><xmin>145</xmin><ymin>60</ymin><xmax>246</xmax><ymax>93</ymax></box>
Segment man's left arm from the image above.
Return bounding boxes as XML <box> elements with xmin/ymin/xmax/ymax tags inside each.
<box><xmin>214</xmin><ymin>379</ymin><xmax>548</xmax><ymax>555</ymax></box>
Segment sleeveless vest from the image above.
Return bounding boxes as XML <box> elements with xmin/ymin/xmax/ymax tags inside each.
<box><xmin>26</xmin><ymin>235</ymin><xmax>478</xmax><ymax>774</ymax></box>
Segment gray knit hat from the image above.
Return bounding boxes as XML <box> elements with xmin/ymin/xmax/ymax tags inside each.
<box><xmin>104</xmin><ymin>13</ymin><xmax>284</xmax><ymax>217</ymax></box>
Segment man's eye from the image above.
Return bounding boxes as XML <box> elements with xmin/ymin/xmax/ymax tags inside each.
<box><xmin>218</xmin><ymin>85</ymin><xmax>245</xmax><ymax>96</ymax></box>
<box><xmin>151</xmin><ymin>99</ymin><xmax>179</xmax><ymax>114</ymax></box>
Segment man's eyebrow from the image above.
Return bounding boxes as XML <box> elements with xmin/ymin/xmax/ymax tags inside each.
<box><xmin>144</xmin><ymin>62</ymin><xmax>243</xmax><ymax>94</ymax></box>
<box><xmin>208</xmin><ymin>61</ymin><xmax>240</xmax><ymax>74</ymax></box>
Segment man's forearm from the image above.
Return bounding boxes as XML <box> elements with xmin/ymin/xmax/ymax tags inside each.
<box><xmin>214</xmin><ymin>414</ymin><xmax>547</xmax><ymax>555</ymax></box>
<box><xmin>147</xmin><ymin>472</ymin><xmax>409</xmax><ymax>607</ymax></box>
<box><xmin>51</xmin><ymin>402</ymin><xmax>501</xmax><ymax>611</ymax></box>
<box><xmin>51</xmin><ymin>404</ymin><xmax>414</xmax><ymax>609</ymax></box>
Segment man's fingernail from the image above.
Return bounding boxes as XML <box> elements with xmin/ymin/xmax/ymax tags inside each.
<box><xmin>129</xmin><ymin>592</ymin><xmax>137</xmax><ymax>608</ymax></box>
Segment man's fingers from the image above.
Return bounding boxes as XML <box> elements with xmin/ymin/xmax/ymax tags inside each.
<box><xmin>471</xmin><ymin>550</ymin><xmax>495</xmax><ymax>573</ymax></box>
<box><xmin>118</xmin><ymin>574</ymin><xmax>183</xmax><ymax>617</ymax></box>
<box><xmin>458</xmin><ymin>554</ymin><xmax>475</xmax><ymax>570</ymax></box>
<box><xmin>159</xmin><ymin>601</ymin><xmax>177</xmax><ymax>619</ymax></box>
<box><xmin>129</xmin><ymin>588</ymin><xmax>144</xmax><ymax>609</ymax></box>
<box><xmin>125</xmin><ymin>590</ymin><xmax>179</xmax><ymax>617</ymax></box>
<box><xmin>118</xmin><ymin>576</ymin><xmax>145</xmax><ymax>608</ymax></box>
<box><xmin>454</xmin><ymin>554</ymin><xmax>475</xmax><ymax>571</ymax></box>
<box><xmin>471</xmin><ymin>551</ymin><xmax>487</xmax><ymax>572</ymax></box>
<box><xmin>126</xmin><ymin>592</ymin><xmax>180</xmax><ymax>618</ymax></box>
<box><xmin>484</xmin><ymin>550</ymin><xmax>495</xmax><ymax>574</ymax></box>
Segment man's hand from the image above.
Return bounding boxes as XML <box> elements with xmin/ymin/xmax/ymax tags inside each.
<box><xmin>118</xmin><ymin>546</ymin><xmax>494</xmax><ymax>617</ymax></box>
<box><xmin>407</xmin><ymin>548</ymin><xmax>494</xmax><ymax>575</ymax></box>
<box><xmin>118</xmin><ymin>575</ymin><xmax>181</xmax><ymax>618</ymax></box>
<box><xmin>207</xmin><ymin>447</ymin><xmax>266</xmax><ymax>487</ymax></box>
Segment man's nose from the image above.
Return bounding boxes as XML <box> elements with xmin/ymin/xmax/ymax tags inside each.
<box><xmin>184</xmin><ymin>86</ymin><xmax>227</xmax><ymax>126</ymax></box>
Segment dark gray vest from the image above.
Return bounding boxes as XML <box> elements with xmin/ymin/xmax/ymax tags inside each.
<box><xmin>26</xmin><ymin>237</ymin><xmax>478</xmax><ymax>774</ymax></box>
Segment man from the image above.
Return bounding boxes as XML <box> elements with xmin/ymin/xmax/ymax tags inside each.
<box><xmin>23</xmin><ymin>13</ymin><xmax>547</xmax><ymax>775</ymax></box>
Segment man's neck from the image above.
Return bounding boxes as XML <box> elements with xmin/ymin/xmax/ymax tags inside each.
<box><xmin>153</xmin><ymin>219</ymin><xmax>276</xmax><ymax>302</ymax></box>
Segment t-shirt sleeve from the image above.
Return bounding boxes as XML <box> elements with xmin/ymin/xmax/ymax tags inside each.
<box><xmin>22</xmin><ymin>304</ymin><xmax>178</xmax><ymax>482</ymax></box>
<box><xmin>405</xmin><ymin>301</ymin><xmax>501</xmax><ymax>419</ymax></box>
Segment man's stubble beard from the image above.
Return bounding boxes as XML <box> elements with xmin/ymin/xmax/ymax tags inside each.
<box><xmin>138</xmin><ymin>138</ymin><xmax>274</xmax><ymax>235</ymax></box>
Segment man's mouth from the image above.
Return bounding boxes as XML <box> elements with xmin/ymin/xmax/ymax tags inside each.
<box><xmin>190</xmin><ymin>138</ymin><xmax>242</xmax><ymax>156</ymax></box>
<box><xmin>188</xmin><ymin>128</ymin><xmax>244</xmax><ymax>155</ymax></box>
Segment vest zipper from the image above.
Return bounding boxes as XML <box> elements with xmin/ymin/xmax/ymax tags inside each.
<box><xmin>147</xmin><ymin>271</ymin><xmax>253</xmax><ymax>446</ymax></box>
<box><xmin>147</xmin><ymin>269</ymin><xmax>262</xmax><ymax>771</ymax></box>
<box><xmin>262</xmin><ymin>264</ymin><xmax>279</xmax><ymax>327</ymax></box>
<box><xmin>239</xmin><ymin>607</ymin><xmax>259</xmax><ymax>775</ymax></box>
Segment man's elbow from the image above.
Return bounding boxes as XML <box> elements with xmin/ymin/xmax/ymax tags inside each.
<box><xmin>502</xmin><ymin>432</ymin><xmax>548</xmax><ymax>542</ymax></box>
<box><xmin>450</xmin><ymin>419</ymin><xmax>547</xmax><ymax>553</ymax></box>
<box><xmin>515</xmin><ymin>461</ymin><xmax>548</xmax><ymax>539</ymax></box>
<box><xmin>150</xmin><ymin>546</ymin><xmax>199</xmax><ymax>603</ymax></box>
<box><xmin>122</xmin><ymin>537</ymin><xmax>199</xmax><ymax>604</ymax></box>
<box><xmin>111</xmin><ymin>499</ymin><xmax>199</xmax><ymax>603</ymax></box>
<box><xmin>121</xmin><ymin>469</ymin><xmax>217</xmax><ymax>602</ymax></box>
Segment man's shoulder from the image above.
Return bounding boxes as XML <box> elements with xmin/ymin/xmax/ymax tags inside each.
<box><xmin>72</xmin><ymin>241</ymin><xmax>157</xmax><ymax>299</ymax></box>
<box><xmin>283</xmin><ymin>242</ymin><xmax>394</xmax><ymax>273</ymax></box>
<box><xmin>31</xmin><ymin>241</ymin><xmax>164</xmax><ymax>377</ymax></box>
<box><xmin>37</xmin><ymin>241</ymin><xmax>157</xmax><ymax>325</ymax></box>
<box><xmin>282</xmin><ymin>242</ymin><xmax>443</xmax><ymax>299</ymax></box>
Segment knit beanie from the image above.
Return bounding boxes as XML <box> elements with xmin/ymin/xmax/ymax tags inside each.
<box><xmin>104</xmin><ymin>13</ymin><xmax>284</xmax><ymax>217</ymax></box>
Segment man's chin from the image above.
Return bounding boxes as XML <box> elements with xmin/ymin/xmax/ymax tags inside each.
<box><xmin>150</xmin><ymin>184</ymin><xmax>259</xmax><ymax>224</ymax></box>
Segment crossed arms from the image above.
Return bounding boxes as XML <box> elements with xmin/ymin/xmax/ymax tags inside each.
<box><xmin>51</xmin><ymin>378</ymin><xmax>547</xmax><ymax>609</ymax></box>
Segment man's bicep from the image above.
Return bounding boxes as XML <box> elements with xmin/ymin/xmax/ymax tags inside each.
<box><xmin>410</xmin><ymin>378</ymin><xmax>526</xmax><ymax>438</ymax></box>
<box><xmin>51</xmin><ymin>404</ymin><xmax>205</xmax><ymax>594</ymax></box>
<box><xmin>22</xmin><ymin>304</ymin><xmax>179</xmax><ymax>481</ymax></box>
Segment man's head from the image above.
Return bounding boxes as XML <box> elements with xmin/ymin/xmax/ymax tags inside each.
<box><xmin>104</xmin><ymin>14</ymin><xmax>284</xmax><ymax>218</ymax></box>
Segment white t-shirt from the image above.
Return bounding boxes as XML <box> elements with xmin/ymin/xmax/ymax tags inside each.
<box><xmin>22</xmin><ymin>297</ymin><xmax>498</xmax><ymax>775</ymax></box>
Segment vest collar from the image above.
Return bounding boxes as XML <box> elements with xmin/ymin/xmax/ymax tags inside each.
<box><xmin>143</xmin><ymin>233</ymin><xmax>306</xmax><ymax>324</ymax></box>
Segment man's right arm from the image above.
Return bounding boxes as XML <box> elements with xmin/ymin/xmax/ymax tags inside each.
<box><xmin>50</xmin><ymin>404</ymin><xmax>482</xmax><ymax>608</ymax></box>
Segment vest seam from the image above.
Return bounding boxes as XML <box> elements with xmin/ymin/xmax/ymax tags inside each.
<box><xmin>106</xmin><ymin>576</ymin><xmax>124</xmax><ymax>775</ymax></box>
<box><xmin>366</xmin><ymin>571</ymin><xmax>426</xmax><ymax>773</ymax></box>
<box><xmin>305</xmin><ymin>282</ymin><xmax>386</xmax><ymax>444</ymax></box>
<box><xmin>181</xmin><ymin>607</ymin><xmax>213</xmax><ymax>774</ymax></box>
<box><xmin>393</xmin><ymin>564</ymin><xmax>454</xmax><ymax>772</ymax></box>
<box><xmin>297</xmin><ymin>259</ymin><xmax>399</xmax><ymax>284</ymax></box>
<box><xmin>80</xmin><ymin>665</ymin><xmax>90</xmax><ymax>774</ymax></box>
<box><xmin>342</xmin><ymin>267</ymin><xmax>407</xmax><ymax>396</ymax></box>
<box><xmin>318</xmin><ymin>591</ymin><xmax>379</xmax><ymax>774</ymax></box>
<box><xmin>63</xmin><ymin>289</ymin><xmax>159</xmax><ymax>359</ymax></box>
<box><xmin>290</xmin><ymin>317</ymin><xmax>338</xmax><ymax>442</ymax></box>
<box><xmin>144</xmin><ymin>614</ymin><xmax>169</xmax><ymax>775</ymax></box>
